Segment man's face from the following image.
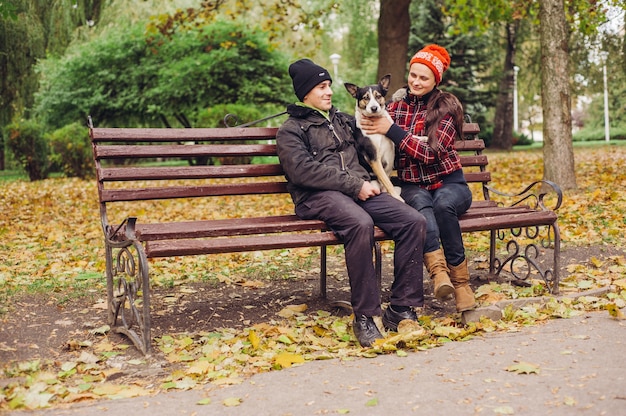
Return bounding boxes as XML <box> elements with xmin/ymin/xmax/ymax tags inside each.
<box><xmin>303</xmin><ymin>80</ymin><xmax>333</xmax><ymax>111</ymax></box>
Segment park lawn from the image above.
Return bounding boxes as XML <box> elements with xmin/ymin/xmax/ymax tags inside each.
<box><xmin>1</xmin><ymin>143</ymin><xmax>625</xmax><ymax>299</ymax></box>
<box><xmin>1</xmin><ymin>143</ymin><xmax>626</xmax><ymax>410</ymax></box>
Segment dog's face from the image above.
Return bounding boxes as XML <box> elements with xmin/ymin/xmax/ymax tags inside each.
<box><xmin>344</xmin><ymin>74</ymin><xmax>391</xmax><ymax>117</ymax></box>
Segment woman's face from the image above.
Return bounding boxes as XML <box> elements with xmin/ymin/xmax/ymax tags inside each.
<box><xmin>303</xmin><ymin>80</ymin><xmax>333</xmax><ymax>111</ymax></box>
<box><xmin>407</xmin><ymin>63</ymin><xmax>436</xmax><ymax>97</ymax></box>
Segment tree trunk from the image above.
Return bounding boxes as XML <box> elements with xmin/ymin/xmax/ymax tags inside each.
<box><xmin>491</xmin><ymin>22</ymin><xmax>518</xmax><ymax>150</ymax></box>
<box><xmin>539</xmin><ymin>0</ymin><xmax>577</xmax><ymax>190</ymax></box>
<box><xmin>377</xmin><ymin>0</ymin><xmax>411</xmax><ymax>94</ymax></box>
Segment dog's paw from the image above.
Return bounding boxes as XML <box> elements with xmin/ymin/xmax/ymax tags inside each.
<box><xmin>391</xmin><ymin>88</ymin><xmax>407</xmax><ymax>102</ymax></box>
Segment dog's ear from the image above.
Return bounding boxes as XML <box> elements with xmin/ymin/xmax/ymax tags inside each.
<box><xmin>379</xmin><ymin>74</ymin><xmax>391</xmax><ymax>95</ymax></box>
<box><xmin>344</xmin><ymin>83</ymin><xmax>359</xmax><ymax>98</ymax></box>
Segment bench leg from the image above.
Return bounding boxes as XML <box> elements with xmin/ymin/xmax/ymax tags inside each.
<box><xmin>374</xmin><ymin>241</ymin><xmax>382</xmax><ymax>292</ymax></box>
<box><xmin>489</xmin><ymin>230</ymin><xmax>497</xmax><ymax>276</ymax></box>
<box><xmin>488</xmin><ymin>223</ymin><xmax>561</xmax><ymax>294</ymax></box>
<box><xmin>320</xmin><ymin>245</ymin><xmax>327</xmax><ymax>298</ymax></box>
<box><xmin>105</xmin><ymin>239</ymin><xmax>152</xmax><ymax>354</ymax></box>
<box><xmin>550</xmin><ymin>221</ymin><xmax>561</xmax><ymax>294</ymax></box>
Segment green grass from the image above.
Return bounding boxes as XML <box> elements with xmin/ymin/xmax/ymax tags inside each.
<box><xmin>0</xmin><ymin>170</ymin><xmax>27</xmax><ymax>181</ymax></box>
<box><xmin>513</xmin><ymin>139</ymin><xmax>626</xmax><ymax>150</ymax></box>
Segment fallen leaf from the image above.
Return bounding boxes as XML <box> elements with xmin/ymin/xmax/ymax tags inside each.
<box><xmin>223</xmin><ymin>397</ymin><xmax>242</xmax><ymax>407</ymax></box>
<box><xmin>606</xmin><ymin>303</ymin><xmax>626</xmax><ymax>320</ymax></box>
<box><xmin>506</xmin><ymin>361</ymin><xmax>540</xmax><ymax>374</ymax></box>
<box><xmin>274</xmin><ymin>352</ymin><xmax>304</xmax><ymax>368</ymax></box>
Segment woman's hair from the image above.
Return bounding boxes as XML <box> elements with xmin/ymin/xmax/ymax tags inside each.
<box><xmin>425</xmin><ymin>90</ymin><xmax>464</xmax><ymax>151</ymax></box>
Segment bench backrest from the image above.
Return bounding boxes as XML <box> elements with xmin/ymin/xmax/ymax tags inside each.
<box><xmin>90</xmin><ymin>123</ymin><xmax>490</xmax><ymax>223</ymax></box>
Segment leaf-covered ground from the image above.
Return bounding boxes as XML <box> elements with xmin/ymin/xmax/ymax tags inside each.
<box><xmin>1</xmin><ymin>145</ymin><xmax>626</xmax><ymax>411</ymax></box>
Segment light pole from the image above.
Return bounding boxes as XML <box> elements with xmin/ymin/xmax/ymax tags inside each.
<box><xmin>329</xmin><ymin>53</ymin><xmax>341</xmax><ymax>82</ymax></box>
<box><xmin>602</xmin><ymin>57</ymin><xmax>610</xmax><ymax>142</ymax></box>
<box><xmin>513</xmin><ymin>66</ymin><xmax>520</xmax><ymax>132</ymax></box>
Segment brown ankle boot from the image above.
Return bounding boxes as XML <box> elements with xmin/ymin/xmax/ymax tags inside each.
<box><xmin>424</xmin><ymin>249</ymin><xmax>454</xmax><ymax>300</ymax></box>
<box><xmin>448</xmin><ymin>259</ymin><xmax>477</xmax><ymax>312</ymax></box>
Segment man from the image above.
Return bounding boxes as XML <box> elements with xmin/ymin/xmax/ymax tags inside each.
<box><xmin>276</xmin><ymin>58</ymin><xmax>427</xmax><ymax>347</ymax></box>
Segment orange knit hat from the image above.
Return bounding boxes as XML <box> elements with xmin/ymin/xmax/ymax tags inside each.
<box><xmin>409</xmin><ymin>44</ymin><xmax>451</xmax><ymax>84</ymax></box>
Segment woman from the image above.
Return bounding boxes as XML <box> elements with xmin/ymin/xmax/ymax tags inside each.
<box><xmin>360</xmin><ymin>44</ymin><xmax>476</xmax><ymax>312</ymax></box>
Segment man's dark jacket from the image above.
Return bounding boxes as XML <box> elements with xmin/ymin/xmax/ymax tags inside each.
<box><xmin>276</xmin><ymin>104</ymin><xmax>371</xmax><ymax>206</ymax></box>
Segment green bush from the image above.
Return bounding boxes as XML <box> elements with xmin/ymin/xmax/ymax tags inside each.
<box><xmin>195</xmin><ymin>104</ymin><xmax>263</xmax><ymax>128</ymax></box>
<box><xmin>34</xmin><ymin>19</ymin><xmax>292</xmax><ymax>129</ymax></box>
<box><xmin>48</xmin><ymin>122</ymin><xmax>94</xmax><ymax>179</ymax></box>
<box><xmin>573</xmin><ymin>127</ymin><xmax>626</xmax><ymax>142</ymax></box>
<box><xmin>513</xmin><ymin>131</ymin><xmax>533</xmax><ymax>146</ymax></box>
<box><xmin>5</xmin><ymin>120</ymin><xmax>50</xmax><ymax>181</ymax></box>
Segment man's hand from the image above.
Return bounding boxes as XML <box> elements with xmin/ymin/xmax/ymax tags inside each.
<box><xmin>358</xmin><ymin>181</ymin><xmax>381</xmax><ymax>201</ymax></box>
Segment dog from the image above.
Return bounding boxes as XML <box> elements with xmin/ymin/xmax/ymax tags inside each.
<box><xmin>344</xmin><ymin>74</ymin><xmax>404</xmax><ymax>202</ymax></box>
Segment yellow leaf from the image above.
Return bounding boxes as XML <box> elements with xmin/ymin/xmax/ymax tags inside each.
<box><xmin>506</xmin><ymin>361</ymin><xmax>540</xmax><ymax>374</ymax></box>
<box><xmin>274</xmin><ymin>352</ymin><xmax>305</xmax><ymax>368</ymax></box>
<box><xmin>494</xmin><ymin>405</ymin><xmax>515</xmax><ymax>414</ymax></box>
<box><xmin>223</xmin><ymin>397</ymin><xmax>242</xmax><ymax>407</ymax></box>
<box><xmin>277</xmin><ymin>303</ymin><xmax>308</xmax><ymax>318</ymax></box>
<box><xmin>613</xmin><ymin>278</ymin><xmax>626</xmax><ymax>289</ymax></box>
<box><xmin>92</xmin><ymin>383</ymin><xmax>124</xmax><ymax>396</ymax></box>
<box><xmin>238</xmin><ymin>279</ymin><xmax>265</xmax><ymax>288</ymax></box>
<box><xmin>249</xmin><ymin>330</ymin><xmax>260</xmax><ymax>349</ymax></box>
<box><xmin>590</xmin><ymin>256</ymin><xmax>603</xmax><ymax>268</ymax></box>
<box><xmin>606</xmin><ymin>303</ymin><xmax>626</xmax><ymax>320</ymax></box>
<box><xmin>186</xmin><ymin>360</ymin><xmax>212</xmax><ymax>375</ymax></box>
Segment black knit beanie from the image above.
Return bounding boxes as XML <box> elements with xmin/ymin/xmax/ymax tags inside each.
<box><xmin>289</xmin><ymin>59</ymin><xmax>333</xmax><ymax>101</ymax></box>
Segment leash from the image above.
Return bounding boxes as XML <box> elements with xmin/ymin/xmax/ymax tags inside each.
<box><xmin>223</xmin><ymin>111</ymin><xmax>287</xmax><ymax>128</ymax></box>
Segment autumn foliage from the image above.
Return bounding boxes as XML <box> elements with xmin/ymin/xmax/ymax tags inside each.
<box><xmin>1</xmin><ymin>145</ymin><xmax>626</xmax><ymax>410</ymax></box>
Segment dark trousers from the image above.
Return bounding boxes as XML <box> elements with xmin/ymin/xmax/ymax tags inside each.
<box><xmin>401</xmin><ymin>182</ymin><xmax>472</xmax><ymax>266</ymax></box>
<box><xmin>295</xmin><ymin>191</ymin><xmax>426</xmax><ymax>317</ymax></box>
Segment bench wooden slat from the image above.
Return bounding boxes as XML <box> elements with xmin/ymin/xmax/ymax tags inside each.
<box><xmin>145</xmin><ymin>232</ymin><xmax>342</xmax><ymax>257</ymax></box>
<box><xmin>469</xmin><ymin>200</ymin><xmax>498</xmax><ymax>208</ymax></box>
<box><xmin>133</xmin><ymin>215</ymin><xmax>328</xmax><ymax>241</ymax></box>
<box><xmin>454</xmin><ymin>139</ymin><xmax>484</xmax><ymax>151</ymax></box>
<box><xmin>463</xmin><ymin>171</ymin><xmax>491</xmax><ymax>183</ymax></box>
<box><xmin>128</xmin><ymin>205</ymin><xmax>537</xmax><ymax>242</ymax></box>
<box><xmin>462</xmin><ymin>122</ymin><xmax>480</xmax><ymax>136</ymax></box>
<box><xmin>460</xmin><ymin>206</ymin><xmax>531</xmax><ymax>219</ymax></box>
<box><xmin>100</xmin><ymin>182</ymin><xmax>288</xmax><ymax>202</ymax></box>
<box><xmin>144</xmin><ymin>227</ymin><xmax>390</xmax><ymax>258</ymax></box>
<box><xmin>459</xmin><ymin>155</ymin><xmax>488</xmax><ymax>167</ymax></box>
<box><xmin>94</xmin><ymin>144</ymin><xmax>277</xmax><ymax>159</ymax></box>
<box><xmin>100</xmin><ymin>164</ymin><xmax>284</xmax><ymax>181</ymax></box>
<box><xmin>90</xmin><ymin>127</ymin><xmax>279</xmax><ymax>142</ymax></box>
<box><xmin>459</xmin><ymin>210</ymin><xmax>557</xmax><ymax>232</ymax></box>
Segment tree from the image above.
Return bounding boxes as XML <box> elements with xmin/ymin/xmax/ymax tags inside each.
<box><xmin>0</xmin><ymin>0</ymin><xmax>105</xmax><ymax>169</ymax></box>
<box><xmin>539</xmin><ymin>0</ymin><xmax>576</xmax><ymax>189</ymax></box>
<box><xmin>407</xmin><ymin>0</ymin><xmax>498</xmax><ymax>127</ymax></box>
<box><xmin>377</xmin><ymin>0</ymin><xmax>411</xmax><ymax>93</ymax></box>
<box><xmin>490</xmin><ymin>21</ymin><xmax>520</xmax><ymax>150</ymax></box>
<box><xmin>440</xmin><ymin>0</ymin><xmax>625</xmax><ymax>189</ymax></box>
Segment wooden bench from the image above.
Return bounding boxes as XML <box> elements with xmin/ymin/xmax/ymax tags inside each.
<box><xmin>89</xmin><ymin>119</ymin><xmax>562</xmax><ymax>354</ymax></box>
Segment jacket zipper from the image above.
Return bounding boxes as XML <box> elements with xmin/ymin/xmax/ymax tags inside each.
<box><xmin>328</xmin><ymin>123</ymin><xmax>346</xmax><ymax>171</ymax></box>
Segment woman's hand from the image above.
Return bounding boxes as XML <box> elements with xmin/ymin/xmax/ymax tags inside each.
<box><xmin>360</xmin><ymin>116</ymin><xmax>392</xmax><ymax>136</ymax></box>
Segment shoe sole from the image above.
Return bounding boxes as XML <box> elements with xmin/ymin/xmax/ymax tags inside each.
<box><xmin>434</xmin><ymin>283</ymin><xmax>454</xmax><ymax>300</ymax></box>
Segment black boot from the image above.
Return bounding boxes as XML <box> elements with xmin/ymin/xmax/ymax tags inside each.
<box><xmin>353</xmin><ymin>315</ymin><xmax>383</xmax><ymax>347</ymax></box>
<box><xmin>382</xmin><ymin>305</ymin><xmax>417</xmax><ymax>332</ymax></box>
